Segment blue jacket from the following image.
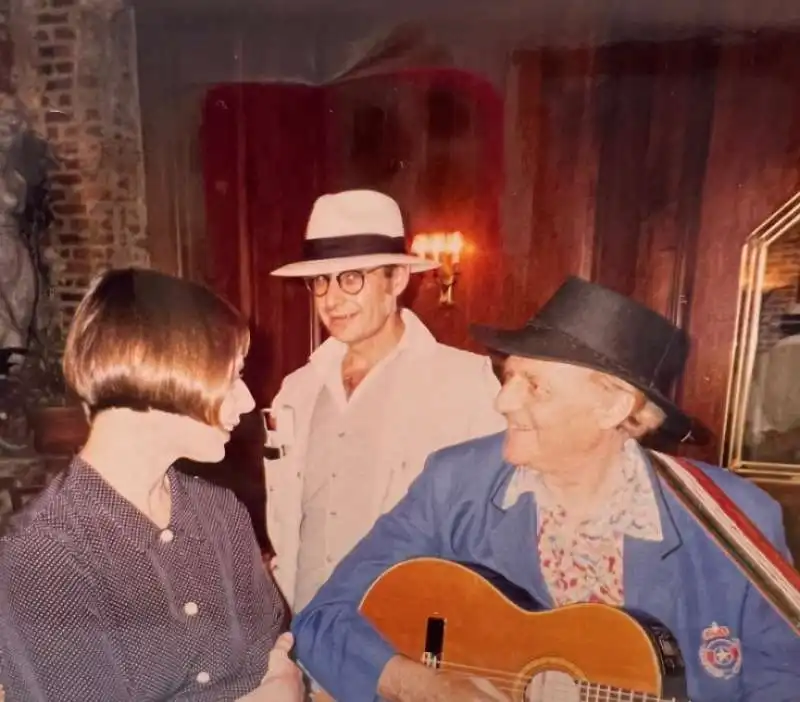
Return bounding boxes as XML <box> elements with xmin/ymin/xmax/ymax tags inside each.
<box><xmin>292</xmin><ymin>433</ymin><xmax>800</xmax><ymax>702</ymax></box>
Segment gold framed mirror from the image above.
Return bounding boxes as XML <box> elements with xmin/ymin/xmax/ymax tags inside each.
<box><xmin>723</xmin><ymin>192</ymin><xmax>800</xmax><ymax>481</ymax></box>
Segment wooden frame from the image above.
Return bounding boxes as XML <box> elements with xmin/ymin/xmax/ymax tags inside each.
<box><xmin>721</xmin><ymin>191</ymin><xmax>800</xmax><ymax>482</ymax></box>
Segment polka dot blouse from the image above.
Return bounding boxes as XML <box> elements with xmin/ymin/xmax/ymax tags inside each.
<box><xmin>0</xmin><ymin>458</ymin><xmax>286</xmax><ymax>701</ymax></box>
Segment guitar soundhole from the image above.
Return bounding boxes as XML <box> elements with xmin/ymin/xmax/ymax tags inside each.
<box><xmin>524</xmin><ymin>672</ymin><xmax>580</xmax><ymax>702</ymax></box>
<box><xmin>423</xmin><ymin>616</ymin><xmax>445</xmax><ymax>668</ymax></box>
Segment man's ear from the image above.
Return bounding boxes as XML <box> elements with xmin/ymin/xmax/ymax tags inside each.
<box><xmin>390</xmin><ymin>265</ymin><xmax>411</xmax><ymax>297</ymax></box>
<box><xmin>591</xmin><ymin>375</ymin><xmax>638</xmax><ymax>430</ymax></box>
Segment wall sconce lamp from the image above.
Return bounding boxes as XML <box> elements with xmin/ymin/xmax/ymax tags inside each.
<box><xmin>411</xmin><ymin>231</ymin><xmax>465</xmax><ymax>306</ymax></box>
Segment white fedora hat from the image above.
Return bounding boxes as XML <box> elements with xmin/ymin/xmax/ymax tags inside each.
<box><xmin>271</xmin><ymin>189</ymin><xmax>439</xmax><ymax>277</ymax></box>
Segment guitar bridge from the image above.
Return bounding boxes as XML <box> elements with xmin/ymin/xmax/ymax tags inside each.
<box><xmin>422</xmin><ymin>616</ymin><xmax>445</xmax><ymax>668</ymax></box>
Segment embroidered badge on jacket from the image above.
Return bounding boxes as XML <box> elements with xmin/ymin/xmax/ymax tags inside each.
<box><xmin>698</xmin><ymin>622</ymin><xmax>742</xmax><ymax>679</ymax></box>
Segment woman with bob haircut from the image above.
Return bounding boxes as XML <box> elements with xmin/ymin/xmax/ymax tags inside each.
<box><xmin>0</xmin><ymin>268</ymin><xmax>302</xmax><ymax>702</ymax></box>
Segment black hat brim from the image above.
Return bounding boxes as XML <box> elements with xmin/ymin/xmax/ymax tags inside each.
<box><xmin>471</xmin><ymin>321</ymin><xmax>702</xmax><ymax>443</ymax></box>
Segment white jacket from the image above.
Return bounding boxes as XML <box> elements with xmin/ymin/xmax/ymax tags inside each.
<box><xmin>264</xmin><ymin>311</ymin><xmax>505</xmax><ymax>608</ymax></box>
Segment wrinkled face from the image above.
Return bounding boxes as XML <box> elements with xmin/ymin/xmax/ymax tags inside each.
<box><xmin>495</xmin><ymin>356</ymin><xmax>626</xmax><ymax>471</ymax></box>
<box><xmin>166</xmin><ymin>356</ymin><xmax>255</xmax><ymax>464</ymax></box>
<box><xmin>310</xmin><ymin>266</ymin><xmax>410</xmax><ymax>346</ymax></box>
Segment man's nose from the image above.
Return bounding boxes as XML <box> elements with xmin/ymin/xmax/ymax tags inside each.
<box><xmin>495</xmin><ymin>378</ymin><xmax>523</xmax><ymax>414</ymax></box>
<box><xmin>322</xmin><ymin>280</ymin><xmax>347</xmax><ymax>309</ymax></box>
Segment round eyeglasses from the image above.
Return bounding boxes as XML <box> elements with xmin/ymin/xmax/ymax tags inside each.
<box><xmin>304</xmin><ymin>267</ymin><xmax>385</xmax><ymax>297</ymax></box>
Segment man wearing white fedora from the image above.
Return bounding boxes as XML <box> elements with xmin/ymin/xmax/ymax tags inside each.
<box><xmin>265</xmin><ymin>189</ymin><xmax>505</xmax><ymax>613</ymax></box>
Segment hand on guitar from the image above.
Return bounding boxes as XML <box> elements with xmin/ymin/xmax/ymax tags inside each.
<box><xmin>238</xmin><ymin>632</ymin><xmax>304</xmax><ymax>702</ymax></box>
<box><xmin>377</xmin><ymin>655</ymin><xmax>510</xmax><ymax>702</ymax></box>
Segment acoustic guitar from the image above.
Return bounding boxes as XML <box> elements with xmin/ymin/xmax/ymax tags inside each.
<box><xmin>355</xmin><ymin>557</ymin><xmax>690</xmax><ymax>702</ymax></box>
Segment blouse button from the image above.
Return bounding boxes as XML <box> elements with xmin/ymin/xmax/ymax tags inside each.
<box><xmin>159</xmin><ymin>529</ymin><xmax>174</xmax><ymax>543</ymax></box>
<box><xmin>196</xmin><ymin>671</ymin><xmax>210</xmax><ymax>684</ymax></box>
<box><xmin>183</xmin><ymin>601</ymin><xmax>199</xmax><ymax>617</ymax></box>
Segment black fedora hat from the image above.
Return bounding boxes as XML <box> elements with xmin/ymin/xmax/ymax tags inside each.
<box><xmin>471</xmin><ymin>277</ymin><xmax>699</xmax><ymax>442</ymax></box>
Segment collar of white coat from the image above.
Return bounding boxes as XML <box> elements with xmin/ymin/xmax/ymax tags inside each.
<box><xmin>309</xmin><ymin>308</ymin><xmax>438</xmax><ymax>378</ymax></box>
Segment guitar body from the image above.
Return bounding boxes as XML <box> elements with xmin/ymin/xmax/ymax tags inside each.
<box><xmin>358</xmin><ymin>558</ymin><xmax>689</xmax><ymax>701</ymax></box>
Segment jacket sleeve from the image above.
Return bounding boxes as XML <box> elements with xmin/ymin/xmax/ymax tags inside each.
<box><xmin>739</xmin><ymin>499</ymin><xmax>800</xmax><ymax>702</ymax></box>
<box><xmin>229</xmin><ymin>494</ymin><xmax>287</xmax><ymax>697</ymax></box>
<box><xmin>0</xmin><ymin>533</ymin><xmax>129</xmax><ymax>701</ymax></box>
<box><xmin>291</xmin><ymin>452</ymin><xmax>452</xmax><ymax>702</ymax></box>
<box><xmin>466</xmin><ymin>356</ymin><xmax>506</xmax><ymax>439</ymax></box>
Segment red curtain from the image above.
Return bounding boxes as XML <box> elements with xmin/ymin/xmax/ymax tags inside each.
<box><xmin>201</xmin><ymin>83</ymin><xmax>326</xmax><ymax>408</ymax></box>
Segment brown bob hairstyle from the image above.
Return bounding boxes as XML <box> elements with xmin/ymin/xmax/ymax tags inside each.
<box><xmin>63</xmin><ymin>268</ymin><xmax>250</xmax><ymax>427</ymax></box>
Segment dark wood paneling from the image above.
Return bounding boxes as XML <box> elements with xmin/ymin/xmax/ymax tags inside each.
<box><xmin>324</xmin><ymin>69</ymin><xmax>505</xmax><ymax>352</ymax></box>
<box><xmin>517</xmin><ymin>46</ymin><xmax>602</xmax><ymax>312</ymax></box>
<box><xmin>592</xmin><ymin>42</ymin><xmax>658</xmax><ymax>298</ymax></box>
<box><xmin>633</xmin><ymin>40</ymin><xmax>717</xmax><ymax>331</ymax></box>
<box><xmin>317</xmin><ymin>34</ymin><xmax>800</xmax><ymax>468</ymax></box>
<box><xmin>507</xmin><ymin>40</ymin><xmax>725</xmax><ymax>456</ymax></box>
<box><xmin>683</xmin><ymin>33</ymin><xmax>800</xmax><ymax>461</ymax></box>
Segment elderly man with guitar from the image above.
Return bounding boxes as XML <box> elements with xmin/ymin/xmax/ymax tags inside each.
<box><xmin>292</xmin><ymin>277</ymin><xmax>800</xmax><ymax>702</ymax></box>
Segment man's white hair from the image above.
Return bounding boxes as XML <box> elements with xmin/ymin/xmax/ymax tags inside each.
<box><xmin>593</xmin><ymin>372</ymin><xmax>667</xmax><ymax>439</ymax></box>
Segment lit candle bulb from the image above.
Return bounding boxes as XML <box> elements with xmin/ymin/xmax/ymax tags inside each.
<box><xmin>411</xmin><ymin>234</ymin><xmax>429</xmax><ymax>258</ymax></box>
<box><xmin>448</xmin><ymin>231</ymin><xmax>464</xmax><ymax>264</ymax></box>
<box><xmin>430</xmin><ymin>233</ymin><xmax>445</xmax><ymax>263</ymax></box>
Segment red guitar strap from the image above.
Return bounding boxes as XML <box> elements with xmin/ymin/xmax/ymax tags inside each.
<box><xmin>649</xmin><ymin>450</ymin><xmax>800</xmax><ymax>636</ymax></box>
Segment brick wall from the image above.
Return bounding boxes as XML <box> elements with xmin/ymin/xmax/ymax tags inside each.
<box><xmin>764</xmin><ymin>226</ymin><xmax>800</xmax><ymax>290</ymax></box>
<box><xmin>12</xmin><ymin>0</ymin><xmax>148</xmax><ymax>328</ymax></box>
<box><xmin>0</xmin><ymin>0</ymin><xmax>147</xmax><ymax>530</ymax></box>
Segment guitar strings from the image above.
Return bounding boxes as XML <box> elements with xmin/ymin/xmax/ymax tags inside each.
<box><xmin>440</xmin><ymin>670</ymin><xmax>662</xmax><ymax>702</ymax></box>
<box><xmin>434</xmin><ymin>660</ymin><xmax>672</xmax><ymax>702</ymax></box>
